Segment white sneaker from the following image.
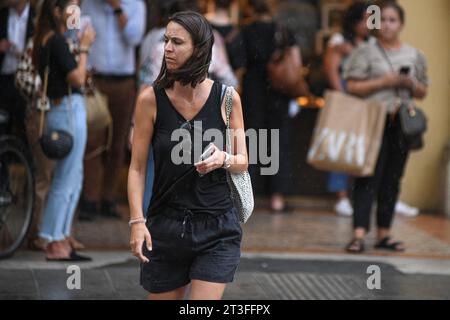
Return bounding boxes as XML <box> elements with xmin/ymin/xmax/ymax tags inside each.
<box><xmin>395</xmin><ymin>201</ymin><xmax>419</xmax><ymax>217</ymax></box>
<box><xmin>335</xmin><ymin>198</ymin><xmax>353</xmax><ymax>217</ymax></box>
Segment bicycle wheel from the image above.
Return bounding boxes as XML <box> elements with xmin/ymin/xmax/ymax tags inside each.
<box><xmin>0</xmin><ymin>137</ymin><xmax>35</xmax><ymax>259</ymax></box>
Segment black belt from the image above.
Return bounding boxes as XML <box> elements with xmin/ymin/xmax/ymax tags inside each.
<box><xmin>93</xmin><ymin>74</ymin><xmax>135</xmax><ymax>81</ymax></box>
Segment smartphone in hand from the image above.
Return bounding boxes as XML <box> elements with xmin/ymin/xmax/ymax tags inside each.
<box><xmin>199</xmin><ymin>143</ymin><xmax>215</xmax><ymax>162</ymax></box>
<box><xmin>399</xmin><ymin>66</ymin><xmax>410</xmax><ymax>75</ymax></box>
<box><xmin>198</xmin><ymin>143</ymin><xmax>215</xmax><ymax>177</ymax></box>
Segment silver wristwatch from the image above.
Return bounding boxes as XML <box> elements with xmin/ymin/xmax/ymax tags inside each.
<box><xmin>222</xmin><ymin>151</ymin><xmax>231</xmax><ymax>170</ymax></box>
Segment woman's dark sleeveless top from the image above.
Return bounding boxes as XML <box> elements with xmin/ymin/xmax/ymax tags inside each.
<box><xmin>148</xmin><ymin>81</ymin><xmax>233</xmax><ymax>216</ymax></box>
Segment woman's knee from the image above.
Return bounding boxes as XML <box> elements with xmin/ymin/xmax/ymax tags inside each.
<box><xmin>190</xmin><ymin>280</ymin><xmax>226</xmax><ymax>300</ymax></box>
<box><xmin>147</xmin><ymin>286</ymin><xmax>187</xmax><ymax>300</ymax></box>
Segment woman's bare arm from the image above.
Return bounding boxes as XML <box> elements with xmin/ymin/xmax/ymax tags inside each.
<box><xmin>66</xmin><ymin>26</ymin><xmax>96</xmax><ymax>87</ymax></box>
<box><xmin>411</xmin><ymin>80</ymin><xmax>427</xmax><ymax>99</ymax></box>
<box><xmin>347</xmin><ymin>73</ymin><xmax>428</xmax><ymax>99</ymax></box>
<box><xmin>286</xmin><ymin>46</ymin><xmax>309</xmax><ymax>96</ymax></box>
<box><xmin>66</xmin><ymin>52</ymin><xmax>89</xmax><ymax>87</ymax></box>
<box><xmin>346</xmin><ymin>77</ymin><xmax>386</xmax><ymax>97</ymax></box>
<box><xmin>128</xmin><ymin>87</ymin><xmax>156</xmax><ymax>221</ymax></box>
<box><xmin>324</xmin><ymin>45</ymin><xmax>344</xmax><ymax>91</ymax></box>
<box><xmin>228</xmin><ymin>89</ymin><xmax>249</xmax><ymax>173</ymax></box>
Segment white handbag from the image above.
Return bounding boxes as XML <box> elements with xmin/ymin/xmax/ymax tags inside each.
<box><xmin>15</xmin><ymin>40</ymin><xmax>41</xmax><ymax>102</ymax></box>
<box><xmin>222</xmin><ymin>85</ymin><xmax>254</xmax><ymax>223</ymax></box>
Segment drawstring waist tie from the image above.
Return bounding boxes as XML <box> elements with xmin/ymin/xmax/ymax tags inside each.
<box><xmin>181</xmin><ymin>209</ymin><xmax>194</xmax><ymax>239</ymax></box>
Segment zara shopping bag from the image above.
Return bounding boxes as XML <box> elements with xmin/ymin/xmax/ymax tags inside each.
<box><xmin>307</xmin><ymin>90</ymin><xmax>387</xmax><ymax>177</ymax></box>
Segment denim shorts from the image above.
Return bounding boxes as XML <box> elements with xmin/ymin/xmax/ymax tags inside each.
<box><xmin>140</xmin><ymin>206</ymin><xmax>242</xmax><ymax>294</ymax></box>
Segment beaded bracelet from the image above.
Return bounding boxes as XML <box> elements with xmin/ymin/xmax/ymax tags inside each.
<box><xmin>128</xmin><ymin>218</ymin><xmax>146</xmax><ymax>227</ymax></box>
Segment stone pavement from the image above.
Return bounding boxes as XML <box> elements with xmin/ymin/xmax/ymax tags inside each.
<box><xmin>1</xmin><ymin>204</ymin><xmax>450</xmax><ymax>300</ymax></box>
<box><xmin>72</xmin><ymin>202</ymin><xmax>450</xmax><ymax>259</ymax></box>
<box><xmin>1</xmin><ymin>251</ymin><xmax>450</xmax><ymax>300</ymax></box>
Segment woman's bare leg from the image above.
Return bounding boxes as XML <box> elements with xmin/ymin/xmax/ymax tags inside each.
<box><xmin>377</xmin><ymin>228</ymin><xmax>390</xmax><ymax>241</ymax></box>
<box><xmin>354</xmin><ymin>227</ymin><xmax>366</xmax><ymax>240</ymax></box>
<box><xmin>189</xmin><ymin>280</ymin><xmax>226</xmax><ymax>300</ymax></box>
<box><xmin>148</xmin><ymin>285</ymin><xmax>188</xmax><ymax>300</ymax></box>
<box><xmin>270</xmin><ymin>193</ymin><xmax>285</xmax><ymax>211</ymax></box>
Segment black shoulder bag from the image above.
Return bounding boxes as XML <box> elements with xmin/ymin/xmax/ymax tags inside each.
<box><xmin>37</xmin><ymin>38</ymin><xmax>74</xmax><ymax>160</ymax></box>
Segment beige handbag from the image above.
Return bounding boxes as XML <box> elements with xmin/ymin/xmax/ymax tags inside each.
<box><xmin>84</xmin><ymin>77</ymin><xmax>113</xmax><ymax>159</ymax></box>
<box><xmin>307</xmin><ymin>90</ymin><xmax>387</xmax><ymax>177</ymax></box>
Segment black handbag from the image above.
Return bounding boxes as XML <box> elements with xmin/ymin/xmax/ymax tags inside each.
<box><xmin>398</xmin><ymin>101</ymin><xmax>427</xmax><ymax>136</ymax></box>
<box><xmin>39</xmin><ymin>128</ymin><xmax>73</xmax><ymax>159</ymax></box>
<box><xmin>37</xmin><ymin>46</ymin><xmax>74</xmax><ymax>160</ymax></box>
<box><xmin>376</xmin><ymin>42</ymin><xmax>427</xmax><ymax>151</ymax></box>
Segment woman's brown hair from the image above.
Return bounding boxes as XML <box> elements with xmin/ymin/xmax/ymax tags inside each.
<box><xmin>153</xmin><ymin>11</ymin><xmax>214</xmax><ymax>89</ymax></box>
<box><xmin>32</xmin><ymin>0</ymin><xmax>71</xmax><ymax>70</ymax></box>
<box><xmin>377</xmin><ymin>0</ymin><xmax>405</xmax><ymax>24</ymax></box>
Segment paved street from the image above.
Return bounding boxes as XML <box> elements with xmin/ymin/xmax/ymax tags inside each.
<box><xmin>74</xmin><ymin>200</ymin><xmax>450</xmax><ymax>259</ymax></box>
<box><xmin>1</xmin><ymin>205</ymin><xmax>450</xmax><ymax>300</ymax></box>
<box><xmin>0</xmin><ymin>0</ymin><xmax>448</xmax><ymax>305</ymax></box>
<box><xmin>1</xmin><ymin>251</ymin><xmax>450</xmax><ymax>300</ymax></box>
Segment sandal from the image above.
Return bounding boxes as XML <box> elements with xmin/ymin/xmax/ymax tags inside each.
<box><xmin>346</xmin><ymin>238</ymin><xmax>365</xmax><ymax>254</ymax></box>
<box><xmin>27</xmin><ymin>237</ymin><xmax>47</xmax><ymax>251</ymax></box>
<box><xmin>375</xmin><ymin>236</ymin><xmax>405</xmax><ymax>252</ymax></box>
<box><xmin>67</xmin><ymin>236</ymin><xmax>85</xmax><ymax>251</ymax></box>
<box><xmin>46</xmin><ymin>250</ymin><xmax>92</xmax><ymax>262</ymax></box>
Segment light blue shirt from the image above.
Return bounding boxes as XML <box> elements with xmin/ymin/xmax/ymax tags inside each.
<box><xmin>81</xmin><ymin>0</ymin><xmax>146</xmax><ymax>75</ymax></box>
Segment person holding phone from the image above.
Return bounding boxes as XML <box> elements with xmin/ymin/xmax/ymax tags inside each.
<box><xmin>343</xmin><ymin>1</ymin><xmax>429</xmax><ymax>254</ymax></box>
<box><xmin>32</xmin><ymin>0</ymin><xmax>96</xmax><ymax>261</ymax></box>
<box><xmin>128</xmin><ymin>11</ymin><xmax>248</xmax><ymax>299</ymax></box>
<box><xmin>399</xmin><ymin>66</ymin><xmax>410</xmax><ymax>75</ymax></box>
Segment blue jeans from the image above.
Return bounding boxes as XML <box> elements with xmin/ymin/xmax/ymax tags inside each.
<box><xmin>327</xmin><ymin>172</ymin><xmax>349</xmax><ymax>193</ymax></box>
<box><xmin>39</xmin><ymin>94</ymin><xmax>87</xmax><ymax>242</ymax></box>
<box><xmin>143</xmin><ymin>147</ymin><xmax>154</xmax><ymax>217</ymax></box>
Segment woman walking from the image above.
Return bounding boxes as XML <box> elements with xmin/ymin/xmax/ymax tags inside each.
<box><xmin>128</xmin><ymin>11</ymin><xmax>248</xmax><ymax>300</ymax></box>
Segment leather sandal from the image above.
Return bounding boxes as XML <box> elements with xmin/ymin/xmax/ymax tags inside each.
<box><xmin>46</xmin><ymin>250</ymin><xmax>92</xmax><ymax>262</ymax></box>
<box><xmin>67</xmin><ymin>236</ymin><xmax>85</xmax><ymax>251</ymax></box>
<box><xmin>346</xmin><ymin>238</ymin><xmax>365</xmax><ymax>254</ymax></box>
<box><xmin>375</xmin><ymin>236</ymin><xmax>405</xmax><ymax>252</ymax></box>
